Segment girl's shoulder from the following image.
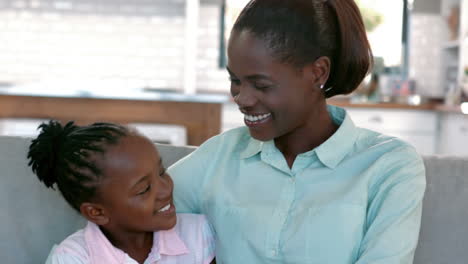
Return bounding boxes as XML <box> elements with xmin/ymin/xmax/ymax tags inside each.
<box><xmin>45</xmin><ymin>228</ymin><xmax>89</xmax><ymax>263</ymax></box>
<box><xmin>174</xmin><ymin>213</ymin><xmax>214</xmax><ymax>239</ymax></box>
<box><xmin>173</xmin><ymin>213</ymin><xmax>215</xmax><ymax>262</ymax></box>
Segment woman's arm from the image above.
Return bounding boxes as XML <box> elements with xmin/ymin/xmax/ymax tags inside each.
<box><xmin>355</xmin><ymin>147</ymin><xmax>426</xmax><ymax>263</ymax></box>
<box><xmin>168</xmin><ymin>135</ymin><xmax>220</xmax><ymax>214</ymax></box>
<box><xmin>169</xmin><ymin>151</ymin><xmax>206</xmax><ymax>214</ymax></box>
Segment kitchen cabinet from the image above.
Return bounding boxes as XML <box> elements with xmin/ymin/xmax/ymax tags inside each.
<box><xmin>438</xmin><ymin>113</ymin><xmax>468</xmax><ymax>155</ymax></box>
<box><xmin>440</xmin><ymin>0</ymin><xmax>468</xmax><ymax>99</ymax></box>
<box><xmin>345</xmin><ymin>108</ymin><xmax>438</xmax><ymax>155</ymax></box>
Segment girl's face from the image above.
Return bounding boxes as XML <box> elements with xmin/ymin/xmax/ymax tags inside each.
<box><xmin>227</xmin><ymin>30</ymin><xmax>325</xmax><ymax>142</ymax></box>
<box><xmin>96</xmin><ymin>134</ymin><xmax>176</xmax><ymax>232</ymax></box>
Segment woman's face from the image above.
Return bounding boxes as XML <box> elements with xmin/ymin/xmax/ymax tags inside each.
<box><xmin>227</xmin><ymin>30</ymin><xmax>325</xmax><ymax>142</ymax></box>
<box><xmin>96</xmin><ymin>134</ymin><xmax>176</xmax><ymax>232</ymax></box>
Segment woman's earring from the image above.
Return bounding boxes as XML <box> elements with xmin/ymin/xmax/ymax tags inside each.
<box><xmin>320</xmin><ymin>84</ymin><xmax>324</xmax><ymax>90</ymax></box>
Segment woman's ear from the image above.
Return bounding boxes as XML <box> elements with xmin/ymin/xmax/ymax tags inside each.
<box><xmin>304</xmin><ymin>56</ymin><xmax>331</xmax><ymax>88</ymax></box>
<box><xmin>80</xmin><ymin>202</ymin><xmax>109</xmax><ymax>226</ymax></box>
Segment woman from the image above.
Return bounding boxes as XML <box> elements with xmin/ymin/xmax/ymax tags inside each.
<box><xmin>169</xmin><ymin>0</ymin><xmax>425</xmax><ymax>263</ymax></box>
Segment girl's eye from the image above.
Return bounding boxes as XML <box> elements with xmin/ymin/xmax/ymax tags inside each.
<box><xmin>138</xmin><ymin>184</ymin><xmax>151</xmax><ymax>195</ymax></box>
<box><xmin>254</xmin><ymin>83</ymin><xmax>271</xmax><ymax>90</ymax></box>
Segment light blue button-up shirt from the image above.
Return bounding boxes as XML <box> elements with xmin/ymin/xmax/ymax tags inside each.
<box><xmin>169</xmin><ymin>105</ymin><xmax>426</xmax><ymax>264</ymax></box>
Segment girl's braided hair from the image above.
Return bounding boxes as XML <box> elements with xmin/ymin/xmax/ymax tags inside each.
<box><xmin>27</xmin><ymin>120</ymin><xmax>129</xmax><ymax>212</ymax></box>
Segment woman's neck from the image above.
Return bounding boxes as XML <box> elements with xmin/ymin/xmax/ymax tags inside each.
<box><xmin>275</xmin><ymin>104</ymin><xmax>338</xmax><ymax>168</ymax></box>
<box><xmin>100</xmin><ymin>226</ymin><xmax>154</xmax><ymax>264</ymax></box>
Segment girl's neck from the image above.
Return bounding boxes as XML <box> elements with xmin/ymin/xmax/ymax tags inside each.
<box><xmin>100</xmin><ymin>226</ymin><xmax>154</xmax><ymax>264</ymax></box>
<box><xmin>275</xmin><ymin>104</ymin><xmax>338</xmax><ymax>168</ymax></box>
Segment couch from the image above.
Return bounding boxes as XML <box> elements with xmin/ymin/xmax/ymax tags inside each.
<box><xmin>1</xmin><ymin>135</ymin><xmax>467</xmax><ymax>264</ymax></box>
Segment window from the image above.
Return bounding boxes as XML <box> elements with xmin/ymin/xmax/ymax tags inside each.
<box><xmin>221</xmin><ymin>0</ymin><xmax>406</xmax><ymax>71</ymax></box>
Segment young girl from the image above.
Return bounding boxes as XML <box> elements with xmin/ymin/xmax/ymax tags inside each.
<box><xmin>27</xmin><ymin>121</ymin><xmax>215</xmax><ymax>264</ymax></box>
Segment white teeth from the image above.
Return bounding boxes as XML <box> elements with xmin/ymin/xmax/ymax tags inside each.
<box><xmin>245</xmin><ymin>113</ymin><xmax>271</xmax><ymax>122</ymax></box>
<box><xmin>158</xmin><ymin>204</ymin><xmax>171</xmax><ymax>212</ymax></box>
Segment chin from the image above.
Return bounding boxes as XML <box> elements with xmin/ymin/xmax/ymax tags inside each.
<box><xmin>157</xmin><ymin>214</ymin><xmax>177</xmax><ymax>231</ymax></box>
<box><xmin>249</xmin><ymin>130</ymin><xmax>275</xmax><ymax>142</ymax></box>
<box><xmin>249</xmin><ymin>127</ymin><xmax>275</xmax><ymax>141</ymax></box>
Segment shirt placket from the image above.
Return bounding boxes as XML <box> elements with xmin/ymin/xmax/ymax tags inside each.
<box><xmin>265</xmin><ymin>153</ymin><xmax>311</xmax><ymax>258</ymax></box>
<box><xmin>262</xmin><ymin>151</ymin><xmax>297</xmax><ymax>259</ymax></box>
<box><xmin>266</xmin><ymin>173</ymin><xmax>296</xmax><ymax>259</ymax></box>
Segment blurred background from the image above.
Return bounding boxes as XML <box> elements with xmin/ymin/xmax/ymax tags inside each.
<box><xmin>0</xmin><ymin>0</ymin><xmax>467</xmax><ymax>156</ymax></box>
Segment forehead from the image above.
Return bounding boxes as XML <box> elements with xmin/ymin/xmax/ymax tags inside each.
<box><xmin>100</xmin><ymin>134</ymin><xmax>159</xmax><ymax>180</ymax></box>
<box><xmin>227</xmin><ymin>30</ymin><xmax>277</xmax><ymax>73</ymax></box>
<box><xmin>227</xmin><ymin>30</ymin><xmax>302</xmax><ymax>79</ymax></box>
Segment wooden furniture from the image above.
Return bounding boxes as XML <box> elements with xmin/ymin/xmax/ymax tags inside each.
<box><xmin>0</xmin><ymin>90</ymin><xmax>228</xmax><ymax>146</ymax></box>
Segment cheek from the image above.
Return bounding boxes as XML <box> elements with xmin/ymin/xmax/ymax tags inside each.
<box><xmin>126</xmin><ymin>196</ymin><xmax>155</xmax><ymax>215</ymax></box>
<box><xmin>270</xmin><ymin>101</ymin><xmax>308</xmax><ymax>131</ymax></box>
<box><xmin>267</xmin><ymin>96</ymin><xmax>297</xmax><ymax>119</ymax></box>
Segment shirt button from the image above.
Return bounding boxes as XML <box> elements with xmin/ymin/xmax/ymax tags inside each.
<box><xmin>271</xmin><ymin>249</ymin><xmax>277</xmax><ymax>256</ymax></box>
<box><xmin>290</xmin><ymin>177</ymin><xmax>295</xmax><ymax>182</ymax></box>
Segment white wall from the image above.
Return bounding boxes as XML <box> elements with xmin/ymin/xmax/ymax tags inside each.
<box><xmin>0</xmin><ymin>0</ymin><xmax>229</xmax><ymax>93</ymax></box>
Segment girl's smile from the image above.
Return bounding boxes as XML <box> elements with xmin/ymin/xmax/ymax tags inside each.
<box><xmin>154</xmin><ymin>201</ymin><xmax>176</xmax><ymax>216</ymax></box>
<box><xmin>96</xmin><ymin>134</ymin><xmax>177</xmax><ymax>234</ymax></box>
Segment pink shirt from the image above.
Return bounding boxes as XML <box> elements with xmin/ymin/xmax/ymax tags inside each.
<box><xmin>45</xmin><ymin>214</ymin><xmax>215</xmax><ymax>264</ymax></box>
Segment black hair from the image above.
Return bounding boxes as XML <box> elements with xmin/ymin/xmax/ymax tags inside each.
<box><xmin>232</xmin><ymin>0</ymin><xmax>373</xmax><ymax>98</ymax></box>
<box><xmin>27</xmin><ymin>121</ymin><xmax>129</xmax><ymax>212</ymax></box>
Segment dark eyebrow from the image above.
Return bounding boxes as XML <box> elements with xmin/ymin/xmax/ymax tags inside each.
<box><xmin>132</xmin><ymin>175</ymin><xmax>149</xmax><ymax>189</ymax></box>
<box><xmin>246</xmin><ymin>74</ymin><xmax>272</xmax><ymax>82</ymax></box>
<box><xmin>131</xmin><ymin>158</ymin><xmax>163</xmax><ymax>189</ymax></box>
<box><xmin>226</xmin><ymin>67</ymin><xmax>273</xmax><ymax>81</ymax></box>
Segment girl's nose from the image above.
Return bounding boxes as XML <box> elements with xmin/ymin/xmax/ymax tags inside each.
<box><xmin>154</xmin><ymin>177</ymin><xmax>173</xmax><ymax>199</ymax></box>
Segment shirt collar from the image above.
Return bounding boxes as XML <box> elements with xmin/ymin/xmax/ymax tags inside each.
<box><xmin>314</xmin><ymin>105</ymin><xmax>358</xmax><ymax>169</ymax></box>
<box><xmin>238</xmin><ymin>105</ymin><xmax>358</xmax><ymax>169</ymax></box>
<box><xmin>239</xmin><ymin>136</ymin><xmax>263</xmax><ymax>159</ymax></box>
<box><xmin>84</xmin><ymin>221</ymin><xmax>189</xmax><ymax>264</ymax></box>
<box><xmin>157</xmin><ymin>227</ymin><xmax>190</xmax><ymax>256</ymax></box>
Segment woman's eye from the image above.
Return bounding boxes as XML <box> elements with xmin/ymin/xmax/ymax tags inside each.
<box><xmin>159</xmin><ymin>168</ymin><xmax>166</xmax><ymax>177</ymax></box>
<box><xmin>230</xmin><ymin>84</ymin><xmax>240</xmax><ymax>98</ymax></box>
<box><xmin>229</xmin><ymin>77</ymin><xmax>241</xmax><ymax>86</ymax></box>
<box><xmin>138</xmin><ymin>184</ymin><xmax>151</xmax><ymax>195</ymax></box>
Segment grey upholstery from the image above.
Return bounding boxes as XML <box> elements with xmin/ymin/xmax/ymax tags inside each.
<box><xmin>414</xmin><ymin>156</ymin><xmax>468</xmax><ymax>264</ymax></box>
<box><xmin>0</xmin><ymin>136</ymin><xmax>467</xmax><ymax>263</ymax></box>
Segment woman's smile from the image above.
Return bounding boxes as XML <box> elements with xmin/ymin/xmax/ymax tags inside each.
<box><xmin>244</xmin><ymin>112</ymin><xmax>272</xmax><ymax>127</ymax></box>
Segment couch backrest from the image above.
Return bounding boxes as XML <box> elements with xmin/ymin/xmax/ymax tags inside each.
<box><xmin>1</xmin><ymin>136</ymin><xmax>467</xmax><ymax>263</ymax></box>
<box><xmin>414</xmin><ymin>156</ymin><xmax>468</xmax><ymax>264</ymax></box>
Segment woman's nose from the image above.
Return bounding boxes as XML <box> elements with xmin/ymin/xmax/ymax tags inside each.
<box><xmin>233</xmin><ymin>87</ymin><xmax>257</xmax><ymax>108</ymax></box>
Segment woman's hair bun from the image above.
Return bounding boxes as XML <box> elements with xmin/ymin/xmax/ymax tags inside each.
<box><xmin>27</xmin><ymin>120</ymin><xmax>77</xmax><ymax>188</ymax></box>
